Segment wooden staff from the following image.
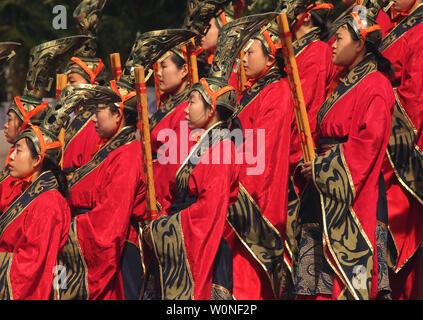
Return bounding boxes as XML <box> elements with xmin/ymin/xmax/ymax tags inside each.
<box><xmin>238</xmin><ymin>50</ymin><xmax>247</xmax><ymax>92</ymax></box>
<box><xmin>134</xmin><ymin>66</ymin><xmax>158</xmax><ymax>221</ymax></box>
<box><xmin>110</xmin><ymin>53</ymin><xmax>122</xmax><ymax>81</ymax></box>
<box><xmin>56</xmin><ymin>74</ymin><xmax>68</xmax><ymax>168</ymax></box>
<box><xmin>277</xmin><ymin>13</ymin><xmax>315</xmax><ymax>162</ymax></box>
<box><xmin>188</xmin><ymin>37</ymin><xmax>199</xmax><ymax>84</ymax></box>
<box><xmin>56</xmin><ymin>74</ymin><xmax>68</xmax><ymax>99</ymax></box>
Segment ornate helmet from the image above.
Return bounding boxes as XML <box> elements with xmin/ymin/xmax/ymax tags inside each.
<box><xmin>8</xmin><ymin>36</ymin><xmax>90</xmax><ymax>131</ymax></box>
<box><xmin>0</xmin><ymin>42</ymin><xmax>20</xmax><ymax>65</ymax></box>
<box><xmin>16</xmin><ymin>84</ymin><xmax>121</xmax><ymax>165</ymax></box>
<box><xmin>183</xmin><ymin>0</ymin><xmax>233</xmax><ymax>35</ymax></box>
<box><xmin>332</xmin><ymin>0</ymin><xmax>388</xmax><ymax>48</ymax></box>
<box><xmin>191</xmin><ymin>12</ymin><xmax>278</xmax><ymax>113</ymax></box>
<box><xmin>66</xmin><ymin>0</ymin><xmax>107</xmax><ymax>84</ymax></box>
<box><xmin>283</xmin><ymin>0</ymin><xmax>334</xmax><ymax>34</ymax></box>
<box><xmin>251</xmin><ymin>19</ymin><xmax>281</xmax><ymax>56</ymax></box>
<box><xmin>107</xmin><ymin>29</ymin><xmax>197</xmax><ymax>113</ymax></box>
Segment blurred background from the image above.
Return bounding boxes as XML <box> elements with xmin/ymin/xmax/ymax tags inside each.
<box><xmin>0</xmin><ymin>0</ymin><xmax>344</xmax><ymax>164</ymax></box>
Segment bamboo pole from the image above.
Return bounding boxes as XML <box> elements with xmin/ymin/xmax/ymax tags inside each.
<box><xmin>110</xmin><ymin>53</ymin><xmax>122</xmax><ymax>81</ymax></box>
<box><xmin>277</xmin><ymin>13</ymin><xmax>315</xmax><ymax>162</ymax></box>
<box><xmin>134</xmin><ymin>66</ymin><xmax>158</xmax><ymax>221</ymax></box>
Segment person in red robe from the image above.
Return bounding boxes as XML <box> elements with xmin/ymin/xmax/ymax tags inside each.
<box><xmin>150</xmin><ymin>48</ymin><xmax>192</xmax><ymax>212</ymax></box>
<box><xmin>221</xmin><ymin>18</ymin><xmax>293</xmax><ymax>300</ymax></box>
<box><xmin>141</xmin><ymin>12</ymin><xmax>276</xmax><ymax>300</ymax></box>
<box><xmin>0</xmin><ymin>35</ymin><xmax>85</xmax><ymax>211</ymax></box>
<box><xmin>297</xmin><ymin>7</ymin><xmax>395</xmax><ymax>300</ymax></box>
<box><xmin>379</xmin><ymin>0</ymin><xmax>423</xmax><ymax>300</ymax></box>
<box><xmin>62</xmin><ymin>0</ymin><xmax>107</xmax><ymax>172</ymax></box>
<box><xmin>0</xmin><ymin>83</ymin><xmax>101</xmax><ymax>299</ymax></box>
<box><xmin>63</xmin><ymin>82</ymin><xmax>145</xmax><ymax>300</ymax></box>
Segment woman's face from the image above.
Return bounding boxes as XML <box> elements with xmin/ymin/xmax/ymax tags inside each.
<box><xmin>67</xmin><ymin>72</ymin><xmax>89</xmax><ymax>85</ymax></box>
<box><xmin>4</xmin><ymin>110</ymin><xmax>22</xmax><ymax>144</ymax></box>
<box><xmin>332</xmin><ymin>25</ymin><xmax>363</xmax><ymax>67</ymax></box>
<box><xmin>184</xmin><ymin>91</ymin><xmax>213</xmax><ymax>130</ymax></box>
<box><xmin>393</xmin><ymin>0</ymin><xmax>418</xmax><ymax>12</ymax></box>
<box><xmin>93</xmin><ymin>104</ymin><xmax>122</xmax><ymax>140</ymax></box>
<box><xmin>157</xmin><ymin>53</ymin><xmax>188</xmax><ymax>94</ymax></box>
<box><xmin>8</xmin><ymin>138</ymin><xmax>40</xmax><ymax>179</ymax></box>
<box><xmin>243</xmin><ymin>39</ymin><xmax>274</xmax><ymax>78</ymax></box>
<box><xmin>201</xmin><ymin>17</ymin><xmax>220</xmax><ymax>52</ymax></box>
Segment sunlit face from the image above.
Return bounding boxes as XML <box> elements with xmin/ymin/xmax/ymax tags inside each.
<box><xmin>242</xmin><ymin>39</ymin><xmax>274</xmax><ymax>78</ymax></box>
<box><xmin>93</xmin><ymin>104</ymin><xmax>122</xmax><ymax>139</ymax></box>
<box><xmin>393</xmin><ymin>0</ymin><xmax>418</xmax><ymax>12</ymax></box>
<box><xmin>4</xmin><ymin>110</ymin><xmax>23</xmax><ymax>144</ymax></box>
<box><xmin>67</xmin><ymin>72</ymin><xmax>89</xmax><ymax>85</ymax></box>
<box><xmin>8</xmin><ymin>138</ymin><xmax>40</xmax><ymax>179</ymax></box>
<box><xmin>201</xmin><ymin>17</ymin><xmax>220</xmax><ymax>52</ymax></box>
<box><xmin>332</xmin><ymin>25</ymin><xmax>363</xmax><ymax>67</ymax></box>
<box><xmin>157</xmin><ymin>53</ymin><xmax>188</xmax><ymax>95</ymax></box>
<box><xmin>184</xmin><ymin>91</ymin><xmax>213</xmax><ymax>130</ymax></box>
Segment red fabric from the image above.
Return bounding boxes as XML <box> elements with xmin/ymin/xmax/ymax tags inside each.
<box><xmin>289</xmin><ymin>40</ymin><xmax>336</xmax><ymax>174</ymax></box>
<box><xmin>150</xmin><ymin>100</ymin><xmax>195</xmax><ymax>213</ymax></box>
<box><xmin>163</xmin><ymin>138</ymin><xmax>240</xmax><ymax>300</ymax></box>
<box><xmin>376</xmin><ymin>10</ymin><xmax>395</xmax><ymax>37</ymax></box>
<box><xmin>67</xmin><ymin>140</ymin><xmax>147</xmax><ymax>299</ymax></box>
<box><xmin>0</xmin><ymin>190</ymin><xmax>70</xmax><ymax>299</ymax></box>
<box><xmin>381</xmin><ymin>22</ymin><xmax>423</xmax><ymax>297</ymax></box>
<box><xmin>0</xmin><ymin>175</ymin><xmax>23</xmax><ymax>213</ymax></box>
<box><xmin>63</xmin><ymin>119</ymin><xmax>101</xmax><ymax>169</ymax></box>
<box><xmin>223</xmin><ymin>78</ymin><xmax>294</xmax><ymax>299</ymax></box>
<box><xmin>317</xmin><ymin>71</ymin><xmax>395</xmax><ymax>299</ymax></box>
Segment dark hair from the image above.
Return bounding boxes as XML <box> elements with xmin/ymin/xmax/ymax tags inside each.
<box><xmin>25</xmin><ymin>137</ymin><xmax>68</xmax><ymax>198</ymax></box>
<box><xmin>169</xmin><ymin>52</ymin><xmax>186</xmax><ymax>70</ymax></box>
<box><xmin>259</xmin><ymin>42</ymin><xmax>287</xmax><ymax>78</ymax></box>
<box><xmin>346</xmin><ymin>24</ymin><xmax>395</xmax><ymax>80</ymax></box>
<box><xmin>109</xmin><ymin>104</ymin><xmax>138</xmax><ymax>127</ymax></box>
<box><xmin>198</xmin><ymin>94</ymin><xmax>243</xmax><ymax>141</ymax></box>
<box><xmin>310</xmin><ymin>9</ymin><xmax>332</xmax><ymax>40</ymax></box>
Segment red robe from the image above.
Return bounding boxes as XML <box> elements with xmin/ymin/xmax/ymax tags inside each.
<box><xmin>67</xmin><ymin>128</ymin><xmax>147</xmax><ymax>299</ymax></box>
<box><xmin>63</xmin><ymin>117</ymin><xmax>101</xmax><ymax>170</ymax></box>
<box><xmin>223</xmin><ymin>69</ymin><xmax>293</xmax><ymax>299</ymax></box>
<box><xmin>380</xmin><ymin>7</ymin><xmax>423</xmax><ymax>299</ymax></box>
<box><xmin>0</xmin><ymin>174</ymin><xmax>70</xmax><ymax>300</ymax></box>
<box><xmin>290</xmin><ymin>29</ymin><xmax>336</xmax><ymax>174</ymax></box>
<box><xmin>150</xmin><ymin>123</ymin><xmax>240</xmax><ymax>299</ymax></box>
<box><xmin>297</xmin><ymin>60</ymin><xmax>394</xmax><ymax>299</ymax></box>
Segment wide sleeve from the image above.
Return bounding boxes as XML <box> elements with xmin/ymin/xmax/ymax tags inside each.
<box><xmin>0</xmin><ymin>192</ymin><xmax>70</xmax><ymax>300</ymax></box>
<box><xmin>150</xmin><ymin>141</ymin><xmax>239</xmax><ymax>299</ymax></box>
<box><xmin>240</xmin><ymin>82</ymin><xmax>293</xmax><ymax>232</ymax></box>
<box><xmin>74</xmin><ymin>148</ymin><xmax>145</xmax><ymax>276</ymax></box>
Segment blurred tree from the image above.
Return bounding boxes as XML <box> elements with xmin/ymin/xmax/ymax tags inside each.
<box><xmin>0</xmin><ymin>0</ymin><xmax>347</xmax><ymax>102</ymax></box>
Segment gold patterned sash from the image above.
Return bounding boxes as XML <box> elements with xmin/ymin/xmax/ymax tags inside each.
<box><xmin>68</xmin><ymin>126</ymin><xmax>137</xmax><ymax>189</ymax></box>
<box><xmin>380</xmin><ymin>4</ymin><xmax>423</xmax><ymax>53</ymax></box>
<box><xmin>233</xmin><ymin>68</ymin><xmax>280</xmax><ymax>119</ymax></box>
<box><xmin>149</xmin><ymin>88</ymin><xmax>190</xmax><ymax>132</ymax></box>
<box><xmin>313</xmin><ymin>144</ymin><xmax>374</xmax><ymax>300</ymax></box>
<box><xmin>64</xmin><ymin>109</ymin><xmax>95</xmax><ymax>151</ymax></box>
<box><xmin>293</xmin><ymin>27</ymin><xmax>321</xmax><ymax>57</ymax></box>
<box><xmin>0</xmin><ymin>167</ymin><xmax>9</xmax><ymax>184</ymax></box>
<box><xmin>0</xmin><ymin>171</ymin><xmax>58</xmax><ymax>300</ymax></box>
<box><xmin>226</xmin><ymin>183</ymin><xmax>285</xmax><ymax>299</ymax></box>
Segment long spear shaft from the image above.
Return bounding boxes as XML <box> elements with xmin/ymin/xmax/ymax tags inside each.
<box><xmin>277</xmin><ymin>13</ymin><xmax>315</xmax><ymax>162</ymax></box>
<box><xmin>134</xmin><ymin>66</ymin><xmax>158</xmax><ymax>222</ymax></box>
